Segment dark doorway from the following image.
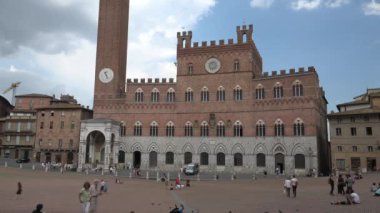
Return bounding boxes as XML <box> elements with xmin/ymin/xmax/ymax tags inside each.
<box><xmin>133</xmin><ymin>151</ymin><xmax>141</xmax><ymax>168</ymax></box>
<box><xmin>367</xmin><ymin>158</ymin><xmax>377</xmax><ymax>171</ymax></box>
<box><xmin>118</xmin><ymin>151</ymin><xmax>125</xmax><ymax>163</ymax></box>
<box><xmin>24</xmin><ymin>150</ymin><xmax>29</xmax><ymax>159</ymax></box>
<box><xmin>15</xmin><ymin>149</ymin><xmax>19</xmax><ymax>159</ymax></box>
<box><xmin>275</xmin><ymin>153</ymin><xmax>285</xmax><ymax>174</ymax></box>
<box><xmin>67</xmin><ymin>152</ymin><xmax>74</xmax><ymax>164</ymax></box>
<box><xmin>45</xmin><ymin>153</ymin><xmax>51</xmax><ymax>163</ymax></box>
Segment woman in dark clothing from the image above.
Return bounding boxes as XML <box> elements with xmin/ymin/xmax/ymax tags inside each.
<box><xmin>337</xmin><ymin>174</ymin><xmax>345</xmax><ymax>195</ymax></box>
<box><xmin>16</xmin><ymin>181</ymin><xmax>22</xmax><ymax>199</ymax></box>
<box><xmin>32</xmin><ymin>203</ymin><xmax>44</xmax><ymax>213</ymax></box>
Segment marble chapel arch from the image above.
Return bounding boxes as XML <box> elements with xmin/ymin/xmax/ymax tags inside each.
<box><xmin>78</xmin><ymin>0</ymin><xmax>329</xmax><ymax>176</ymax></box>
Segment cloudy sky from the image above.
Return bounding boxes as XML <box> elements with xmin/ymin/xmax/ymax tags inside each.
<box><xmin>0</xmin><ymin>0</ymin><xmax>379</xmax><ymax>111</ymax></box>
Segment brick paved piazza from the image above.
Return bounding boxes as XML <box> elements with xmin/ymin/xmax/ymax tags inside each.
<box><xmin>0</xmin><ymin>167</ymin><xmax>379</xmax><ymax>213</ymax></box>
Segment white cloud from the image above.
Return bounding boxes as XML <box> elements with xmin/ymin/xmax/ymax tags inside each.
<box><xmin>0</xmin><ymin>0</ymin><xmax>217</xmax><ymax>107</ymax></box>
<box><xmin>250</xmin><ymin>0</ymin><xmax>275</xmax><ymax>9</ymax></box>
<box><xmin>363</xmin><ymin>0</ymin><xmax>380</xmax><ymax>15</ymax></box>
<box><xmin>291</xmin><ymin>0</ymin><xmax>322</xmax><ymax>10</ymax></box>
<box><xmin>325</xmin><ymin>0</ymin><xmax>350</xmax><ymax>8</ymax></box>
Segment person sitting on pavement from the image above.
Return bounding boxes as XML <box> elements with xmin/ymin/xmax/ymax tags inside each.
<box><xmin>371</xmin><ymin>182</ymin><xmax>378</xmax><ymax>192</ymax></box>
<box><xmin>331</xmin><ymin>190</ymin><xmax>360</xmax><ymax>205</ymax></box>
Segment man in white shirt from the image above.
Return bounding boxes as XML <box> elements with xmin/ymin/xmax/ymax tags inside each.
<box><xmin>284</xmin><ymin>177</ymin><xmax>292</xmax><ymax>197</ymax></box>
<box><xmin>291</xmin><ymin>175</ymin><xmax>298</xmax><ymax>197</ymax></box>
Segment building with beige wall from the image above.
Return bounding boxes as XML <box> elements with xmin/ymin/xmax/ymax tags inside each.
<box><xmin>0</xmin><ymin>94</ymin><xmax>52</xmax><ymax>159</ymax></box>
<box><xmin>78</xmin><ymin>0</ymin><xmax>329</xmax><ymax>175</ymax></box>
<box><xmin>328</xmin><ymin>88</ymin><xmax>380</xmax><ymax>173</ymax></box>
<box><xmin>0</xmin><ymin>96</ymin><xmax>14</xmax><ymax>158</ymax></box>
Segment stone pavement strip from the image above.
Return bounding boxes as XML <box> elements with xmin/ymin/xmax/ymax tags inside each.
<box><xmin>0</xmin><ymin>167</ymin><xmax>379</xmax><ymax>213</ymax></box>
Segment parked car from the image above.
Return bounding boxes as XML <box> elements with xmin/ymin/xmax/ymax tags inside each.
<box><xmin>16</xmin><ymin>158</ymin><xmax>30</xmax><ymax>163</ymax></box>
<box><xmin>183</xmin><ymin>163</ymin><xmax>199</xmax><ymax>175</ymax></box>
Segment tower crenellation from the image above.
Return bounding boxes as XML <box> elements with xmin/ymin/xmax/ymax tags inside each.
<box><xmin>177</xmin><ymin>25</ymin><xmax>255</xmax><ymax>50</ymax></box>
<box><xmin>260</xmin><ymin>66</ymin><xmax>316</xmax><ymax>78</ymax></box>
<box><xmin>126</xmin><ymin>78</ymin><xmax>176</xmax><ymax>84</ymax></box>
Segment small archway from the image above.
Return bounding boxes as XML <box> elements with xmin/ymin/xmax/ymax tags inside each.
<box><xmin>275</xmin><ymin>153</ymin><xmax>285</xmax><ymax>174</ymax></box>
<box><xmin>133</xmin><ymin>151</ymin><xmax>141</xmax><ymax>168</ymax></box>
<box><xmin>118</xmin><ymin>150</ymin><xmax>125</xmax><ymax>163</ymax></box>
<box><xmin>86</xmin><ymin>131</ymin><xmax>106</xmax><ymax>164</ymax></box>
<box><xmin>217</xmin><ymin>153</ymin><xmax>225</xmax><ymax>166</ymax></box>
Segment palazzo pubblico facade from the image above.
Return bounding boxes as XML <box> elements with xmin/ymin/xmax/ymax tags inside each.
<box><xmin>78</xmin><ymin>0</ymin><xmax>329</xmax><ymax>176</ymax></box>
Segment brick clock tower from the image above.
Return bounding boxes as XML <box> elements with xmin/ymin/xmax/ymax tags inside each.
<box><xmin>93</xmin><ymin>0</ymin><xmax>129</xmax><ymax>111</ymax></box>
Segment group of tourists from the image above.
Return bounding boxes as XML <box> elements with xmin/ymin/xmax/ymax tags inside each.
<box><xmin>329</xmin><ymin>173</ymin><xmax>356</xmax><ymax>195</ymax></box>
<box><xmin>329</xmin><ymin>173</ymin><xmax>361</xmax><ymax>205</ymax></box>
<box><xmin>283</xmin><ymin>175</ymin><xmax>298</xmax><ymax>198</ymax></box>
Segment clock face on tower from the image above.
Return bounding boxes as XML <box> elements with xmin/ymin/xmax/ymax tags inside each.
<box><xmin>205</xmin><ymin>58</ymin><xmax>221</xmax><ymax>73</ymax></box>
<box><xmin>99</xmin><ymin>68</ymin><xmax>114</xmax><ymax>83</ymax></box>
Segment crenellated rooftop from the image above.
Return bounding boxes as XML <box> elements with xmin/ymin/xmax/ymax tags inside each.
<box><xmin>177</xmin><ymin>24</ymin><xmax>254</xmax><ymax>49</ymax></box>
<box><xmin>127</xmin><ymin>78</ymin><xmax>176</xmax><ymax>84</ymax></box>
<box><xmin>260</xmin><ymin>66</ymin><xmax>316</xmax><ymax>78</ymax></box>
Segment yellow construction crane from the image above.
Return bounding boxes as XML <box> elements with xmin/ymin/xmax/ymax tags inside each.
<box><xmin>3</xmin><ymin>81</ymin><xmax>21</xmax><ymax>106</ymax></box>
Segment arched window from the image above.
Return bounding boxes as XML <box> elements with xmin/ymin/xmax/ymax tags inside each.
<box><xmin>233</xmin><ymin>85</ymin><xmax>243</xmax><ymax>101</ymax></box>
<box><xmin>184</xmin><ymin>152</ymin><xmax>192</xmax><ymax>164</ymax></box>
<box><xmin>256</xmin><ymin>84</ymin><xmax>265</xmax><ymax>100</ymax></box>
<box><xmin>293</xmin><ymin>118</ymin><xmax>305</xmax><ymax>136</ymax></box>
<box><xmin>234</xmin><ymin>153</ymin><xmax>243</xmax><ymax>166</ymax></box>
<box><xmin>274</xmin><ymin>119</ymin><xmax>285</xmax><ymax>137</ymax></box>
<box><xmin>216</xmin><ymin>121</ymin><xmax>225</xmax><ymax>137</ymax></box>
<box><xmin>166</xmin><ymin>88</ymin><xmax>176</xmax><ymax>102</ymax></box>
<box><xmin>149</xmin><ymin>151</ymin><xmax>157</xmax><ymax>168</ymax></box>
<box><xmin>165</xmin><ymin>152</ymin><xmax>174</xmax><ymax>164</ymax></box>
<box><xmin>184</xmin><ymin>121</ymin><xmax>193</xmax><ymax>137</ymax></box>
<box><xmin>273</xmin><ymin>82</ymin><xmax>283</xmax><ymax>99</ymax></box>
<box><xmin>216</xmin><ymin>86</ymin><xmax>225</xmax><ymax>102</ymax></box>
<box><xmin>201</xmin><ymin>87</ymin><xmax>209</xmax><ymax>102</ymax></box>
<box><xmin>256</xmin><ymin>153</ymin><xmax>266</xmax><ymax>167</ymax></box>
<box><xmin>135</xmin><ymin>88</ymin><xmax>144</xmax><ymax>102</ymax></box>
<box><xmin>292</xmin><ymin>80</ymin><xmax>304</xmax><ymax>97</ymax></box>
<box><xmin>216</xmin><ymin>153</ymin><xmax>225</xmax><ymax>166</ymax></box>
<box><xmin>166</xmin><ymin>121</ymin><xmax>175</xmax><ymax>137</ymax></box>
<box><xmin>294</xmin><ymin>154</ymin><xmax>305</xmax><ymax>169</ymax></box>
<box><xmin>200</xmin><ymin>121</ymin><xmax>209</xmax><ymax>137</ymax></box>
<box><xmin>151</xmin><ymin>88</ymin><xmax>160</xmax><ymax>103</ymax></box>
<box><xmin>134</xmin><ymin>121</ymin><xmax>142</xmax><ymax>136</ymax></box>
<box><xmin>234</xmin><ymin>59</ymin><xmax>240</xmax><ymax>71</ymax></box>
<box><xmin>120</xmin><ymin>122</ymin><xmax>126</xmax><ymax>136</ymax></box>
<box><xmin>233</xmin><ymin>121</ymin><xmax>243</xmax><ymax>137</ymax></box>
<box><xmin>150</xmin><ymin>121</ymin><xmax>158</xmax><ymax>137</ymax></box>
<box><xmin>256</xmin><ymin>120</ymin><xmax>266</xmax><ymax>137</ymax></box>
<box><xmin>188</xmin><ymin>63</ymin><xmax>193</xmax><ymax>75</ymax></box>
<box><xmin>200</xmin><ymin>152</ymin><xmax>209</xmax><ymax>165</ymax></box>
<box><xmin>185</xmin><ymin>88</ymin><xmax>193</xmax><ymax>102</ymax></box>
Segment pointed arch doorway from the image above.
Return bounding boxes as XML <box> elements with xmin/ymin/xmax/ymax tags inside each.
<box><xmin>275</xmin><ymin>153</ymin><xmax>285</xmax><ymax>174</ymax></box>
<box><xmin>133</xmin><ymin>151</ymin><xmax>141</xmax><ymax>169</ymax></box>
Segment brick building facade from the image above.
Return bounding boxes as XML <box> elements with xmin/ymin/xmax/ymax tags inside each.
<box><xmin>78</xmin><ymin>0</ymin><xmax>329</xmax><ymax>175</ymax></box>
<box><xmin>0</xmin><ymin>95</ymin><xmax>14</xmax><ymax>157</ymax></box>
<box><xmin>35</xmin><ymin>95</ymin><xmax>93</xmax><ymax>164</ymax></box>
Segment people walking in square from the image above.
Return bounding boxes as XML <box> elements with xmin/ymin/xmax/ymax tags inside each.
<box><xmin>284</xmin><ymin>177</ymin><xmax>292</xmax><ymax>197</ymax></box>
<box><xmin>15</xmin><ymin>181</ymin><xmax>22</xmax><ymax>200</ymax></box>
<box><xmin>89</xmin><ymin>179</ymin><xmax>102</xmax><ymax>213</ymax></box>
<box><xmin>329</xmin><ymin>174</ymin><xmax>335</xmax><ymax>195</ymax></box>
<box><xmin>79</xmin><ymin>181</ymin><xmax>91</xmax><ymax>213</ymax></box>
<box><xmin>345</xmin><ymin>174</ymin><xmax>354</xmax><ymax>194</ymax></box>
<box><xmin>337</xmin><ymin>174</ymin><xmax>345</xmax><ymax>195</ymax></box>
<box><xmin>291</xmin><ymin>175</ymin><xmax>298</xmax><ymax>197</ymax></box>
